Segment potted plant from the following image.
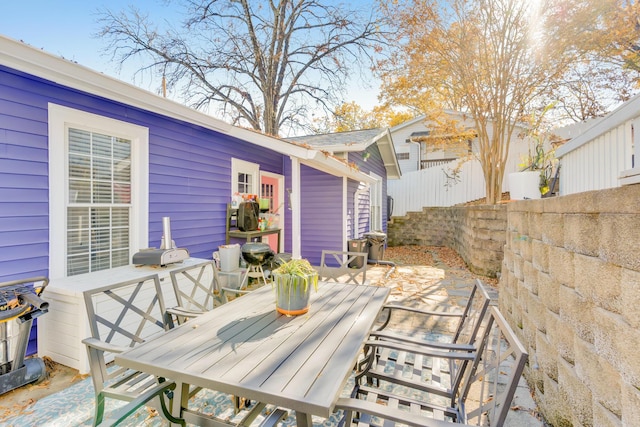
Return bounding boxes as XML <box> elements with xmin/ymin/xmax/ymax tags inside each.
<box><xmin>271</xmin><ymin>258</ymin><xmax>318</xmax><ymax>316</ymax></box>
<box><xmin>510</xmin><ymin>106</ymin><xmax>558</xmax><ymax>200</ymax></box>
<box><xmin>511</xmin><ymin>135</ymin><xmax>557</xmax><ymax>199</ymax></box>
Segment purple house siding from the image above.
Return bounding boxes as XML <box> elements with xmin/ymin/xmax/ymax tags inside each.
<box><xmin>1</xmin><ymin>64</ymin><xmax>288</xmax><ymax>354</ymax></box>
<box><xmin>300</xmin><ymin>164</ymin><xmax>342</xmax><ymax>265</ymax></box>
<box><xmin>349</xmin><ymin>144</ymin><xmax>388</xmax><ymax>233</ymax></box>
<box><xmin>0</xmin><ymin>64</ymin><xmax>287</xmax><ymax>281</ymax></box>
<box><xmin>1</xmin><ymin>66</ymin><xmax>50</xmax><ymax>282</ymax></box>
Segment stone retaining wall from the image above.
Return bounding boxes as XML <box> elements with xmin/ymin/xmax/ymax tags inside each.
<box><xmin>387</xmin><ymin>204</ymin><xmax>507</xmax><ymax>277</ymax></box>
<box><xmin>499</xmin><ymin>184</ymin><xmax>640</xmax><ymax>427</ymax></box>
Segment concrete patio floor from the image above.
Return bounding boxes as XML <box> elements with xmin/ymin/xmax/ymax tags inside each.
<box><xmin>0</xmin><ymin>245</ymin><xmax>548</xmax><ymax>426</ymax></box>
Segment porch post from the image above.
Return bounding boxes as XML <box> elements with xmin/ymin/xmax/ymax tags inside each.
<box><xmin>290</xmin><ymin>156</ymin><xmax>301</xmax><ymax>258</ymax></box>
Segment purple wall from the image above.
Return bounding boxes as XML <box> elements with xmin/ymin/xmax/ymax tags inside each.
<box><xmin>300</xmin><ymin>165</ymin><xmax>343</xmax><ymax>265</ymax></box>
<box><xmin>0</xmin><ymin>64</ymin><xmax>288</xmax><ymax>286</ymax></box>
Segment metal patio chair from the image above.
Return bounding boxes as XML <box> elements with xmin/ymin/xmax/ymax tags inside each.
<box><xmin>360</xmin><ymin>279</ymin><xmax>492</xmax><ymax>404</ymax></box>
<box><xmin>166</xmin><ymin>260</ymin><xmax>219</xmax><ymax>326</ymax></box>
<box><xmin>318</xmin><ymin>250</ymin><xmax>369</xmax><ymax>285</ymax></box>
<box><xmin>82</xmin><ymin>274</ymin><xmax>185</xmax><ymax>426</ymax></box>
<box><xmin>336</xmin><ymin>306</ymin><xmax>528</xmax><ymax>427</ymax></box>
<box><xmin>372</xmin><ymin>279</ymin><xmax>492</xmax><ymax>350</ymax></box>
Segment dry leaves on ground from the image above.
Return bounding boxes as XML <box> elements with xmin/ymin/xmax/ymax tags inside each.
<box><xmin>384</xmin><ymin>245</ymin><xmax>497</xmax><ymax>286</ymax></box>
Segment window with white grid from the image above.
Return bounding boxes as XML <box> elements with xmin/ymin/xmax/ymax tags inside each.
<box><xmin>48</xmin><ymin>104</ymin><xmax>149</xmax><ymax>278</ymax></box>
<box><xmin>66</xmin><ymin>129</ymin><xmax>132</xmax><ymax>275</ymax></box>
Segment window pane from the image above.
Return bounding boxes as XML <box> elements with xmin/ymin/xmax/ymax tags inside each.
<box><xmin>69</xmin><ymin>129</ymin><xmax>90</xmax><ymax>154</ymax></box>
<box><xmin>112</xmin><ymin>249</ymin><xmax>129</xmax><ymax>267</ymax></box>
<box><xmin>92</xmin><ymin>251</ymin><xmax>111</xmax><ymax>271</ymax></box>
<box><xmin>93</xmin><ymin>181</ymin><xmax>113</xmax><ymax>203</ymax></box>
<box><xmin>238</xmin><ymin>172</ymin><xmax>252</xmax><ymax>194</ymax></box>
<box><xmin>92</xmin><ymin>133</ymin><xmax>112</xmax><ymax>157</ymax></box>
<box><xmin>69</xmin><ymin>179</ymin><xmax>91</xmax><ymax>203</ymax></box>
<box><xmin>112</xmin><ymin>227</ymin><xmax>129</xmax><ymax>250</ymax></box>
<box><xmin>92</xmin><ymin>156</ymin><xmax>112</xmax><ymax>181</ymax></box>
<box><xmin>68</xmin><ymin>255</ymin><xmax>90</xmax><ymax>276</ymax></box>
<box><xmin>114</xmin><ymin>160</ymin><xmax>131</xmax><ymax>183</ymax></box>
<box><xmin>69</xmin><ymin>154</ymin><xmax>90</xmax><ymax>179</ymax></box>
<box><xmin>112</xmin><ymin>208</ymin><xmax>129</xmax><ymax>227</ymax></box>
<box><xmin>67</xmin><ymin>127</ymin><xmax>132</xmax><ymax>276</ymax></box>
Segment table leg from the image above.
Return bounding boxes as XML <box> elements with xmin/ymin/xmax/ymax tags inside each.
<box><xmin>295</xmin><ymin>411</ymin><xmax>312</xmax><ymax>427</ymax></box>
<box><xmin>169</xmin><ymin>382</ymin><xmax>188</xmax><ymax>426</ymax></box>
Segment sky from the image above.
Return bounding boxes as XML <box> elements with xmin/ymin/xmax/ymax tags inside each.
<box><xmin>0</xmin><ymin>0</ymin><xmax>380</xmax><ymax>113</ymax></box>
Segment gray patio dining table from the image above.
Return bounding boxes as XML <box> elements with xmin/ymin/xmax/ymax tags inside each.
<box><xmin>115</xmin><ymin>280</ymin><xmax>390</xmax><ymax>427</ymax></box>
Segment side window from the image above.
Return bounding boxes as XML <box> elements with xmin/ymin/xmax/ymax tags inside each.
<box><xmin>48</xmin><ymin>104</ymin><xmax>149</xmax><ymax>278</ymax></box>
<box><xmin>231</xmin><ymin>158</ymin><xmax>260</xmax><ymax>196</ymax></box>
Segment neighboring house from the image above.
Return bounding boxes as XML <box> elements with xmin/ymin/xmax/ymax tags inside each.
<box><xmin>287</xmin><ymin>128</ymin><xmax>401</xmax><ymax>259</ymax></box>
<box><xmin>388</xmin><ymin>113</ymin><xmax>532</xmax><ymax>214</ymax></box>
<box><xmin>0</xmin><ymin>35</ymin><xmax>394</xmax><ymax>352</ymax></box>
<box><xmin>390</xmin><ymin>112</ymin><xmax>475</xmax><ymax>174</ymax></box>
<box><xmin>555</xmin><ymin>92</ymin><xmax>640</xmax><ymax>195</ymax></box>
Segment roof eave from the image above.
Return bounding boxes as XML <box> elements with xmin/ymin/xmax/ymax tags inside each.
<box><xmin>0</xmin><ymin>35</ymin><xmax>313</xmax><ymax>159</ymax></box>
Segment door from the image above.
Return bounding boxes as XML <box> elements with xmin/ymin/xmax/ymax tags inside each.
<box><xmin>260</xmin><ymin>173</ymin><xmax>284</xmax><ymax>253</ymax></box>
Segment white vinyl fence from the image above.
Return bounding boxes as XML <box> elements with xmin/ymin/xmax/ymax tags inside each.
<box><xmin>555</xmin><ymin>95</ymin><xmax>640</xmax><ymax>195</ymax></box>
<box><xmin>388</xmin><ymin>159</ymin><xmax>487</xmax><ymax>216</ymax></box>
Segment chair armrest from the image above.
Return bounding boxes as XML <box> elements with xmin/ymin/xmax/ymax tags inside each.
<box><xmin>363</xmin><ymin>338</ymin><xmax>476</xmax><ymax>361</ymax></box>
<box><xmin>383</xmin><ymin>303</ymin><xmax>464</xmax><ymax>317</ymax></box>
<box><xmin>81</xmin><ymin>337</ymin><xmax>130</xmax><ymax>354</ymax></box>
<box><xmin>166</xmin><ymin>306</ymin><xmax>204</xmax><ymax>318</ymax></box>
<box><xmin>376</xmin><ymin>304</ymin><xmax>463</xmax><ymax>331</ymax></box>
<box><xmin>335</xmin><ymin>398</ymin><xmax>471</xmax><ymax>427</ymax></box>
<box><xmin>368</xmin><ymin>331</ymin><xmax>475</xmax><ymax>352</ymax></box>
<box><xmin>220</xmin><ymin>287</ymin><xmax>252</xmax><ymax>295</ymax></box>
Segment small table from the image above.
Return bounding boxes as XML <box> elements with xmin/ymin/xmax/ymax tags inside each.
<box><xmin>116</xmin><ymin>282</ymin><xmax>389</xmax><ymax>426</ymax></box>
<box><xmin>227</xmin><ymin>228</ymin><xmax>282</xmax><ymax>253</ymax></box>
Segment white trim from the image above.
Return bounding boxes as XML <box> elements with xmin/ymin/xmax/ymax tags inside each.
<box><xmin>231</xmin><ymin>158</ymin><xmax>260</xmax><ymax>195</ymax></box>
<box><xmin>290</xmin><ymin>157</ymin><xmax>301</xmax><ymax>258</ymax></box>
<box><xmin>556</xmin><ymin>92</ymin><xmax>640</xmax><ymax>158</ymax></box>
<box><xmin>260</xmin><ymin>170</ymin><xmax>285</xmax><ymax>250</ymax></box>
<box><xmin>48</xmin><ymin>103</ymin><xmax>149</xmax><ymax>279</ymax></box>
<box><xmin>342</xmin><ymin>177</ymin><xmax>348</xmax><ymax>248</ymax></box>
<box><xmin>369</xmin><ymin>172</ymin><xmax>383</xmax><ymax>230</ymax></box>
<box><xmin>353</xmin><ymin>185</ymin><xmax>368</xmax><ymax>240</ymax></box>
<box><xmin>619</xmin><ymin>168</ymin><xmax>640</xmax><ymax>185</ymax></box>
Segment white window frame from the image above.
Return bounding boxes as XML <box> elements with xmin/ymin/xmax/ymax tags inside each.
<box><xmin>369</xmin><ymin>172</ymin><xmax>383</xmax><ymax>231</ymax></box>
<box><xmin>48</xmin><ymin>103</ymin><xmax>149</xmax><ymax>279</ymax></box>
<box><xmin>231</xmin><ymin>158</ymin><xmax>260</xmax><ymax>196</ymax></box>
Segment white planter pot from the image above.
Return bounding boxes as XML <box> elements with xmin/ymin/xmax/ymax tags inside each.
<box><xmin>509</xmin><ymin>171</ymin><xmax>541</xmax><ymax>200</ymax></box>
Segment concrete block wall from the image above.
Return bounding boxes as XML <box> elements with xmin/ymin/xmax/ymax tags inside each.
<box><xmin>387</xmin><ymin>204</ymin><xmax>507</xmax><ymax>277</ymax></box>
<box><xmin>499</xmin><ymin>184</ymin><xmax>640</xmax><ymax>427</ymax></box>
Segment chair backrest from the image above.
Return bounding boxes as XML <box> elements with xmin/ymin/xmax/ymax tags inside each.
<box><xmin>83</xmin><ymin>274</ymin><xmax>169</xmax><ymax>391</ymax></box>
<box><xmin>452</xmin><ymin>279</ymin><xmax>492</xmax><ymax>346</ymax></box>
<box><xmin>170</xmin><ymin>260</ymin><xmax>218</xmax><ymax>312</ymax></box>
<box><xmin>457</xmin><ymin>306</ymin><xmax>528</xmax><ymax>426</ymax></box>
<box><xmin>83</xmin><ymin>274</ymin><xmax>169</xmax><ymax>355</ymax></box>
<box><xmin>318</xmin><ymin>250</ymin><xmax>368</xmax><ymax>285</ymax></box>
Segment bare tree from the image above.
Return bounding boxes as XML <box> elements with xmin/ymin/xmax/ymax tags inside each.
<box><xmin>98</xmin><ymin>0</ymin><xmax>385</xmax><ymax>136</ymax></box>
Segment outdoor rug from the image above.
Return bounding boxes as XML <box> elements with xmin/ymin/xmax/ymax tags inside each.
<box><xmin>2</xmin><ymin>372</ymin><xmax>349</xmax><ymax>426</ymax></box>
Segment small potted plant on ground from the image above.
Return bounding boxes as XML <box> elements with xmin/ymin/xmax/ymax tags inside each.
<box><xmin>271</xmin><ymin>258</ymin><xmax>318</xmax><ymax>316</ymax></box>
